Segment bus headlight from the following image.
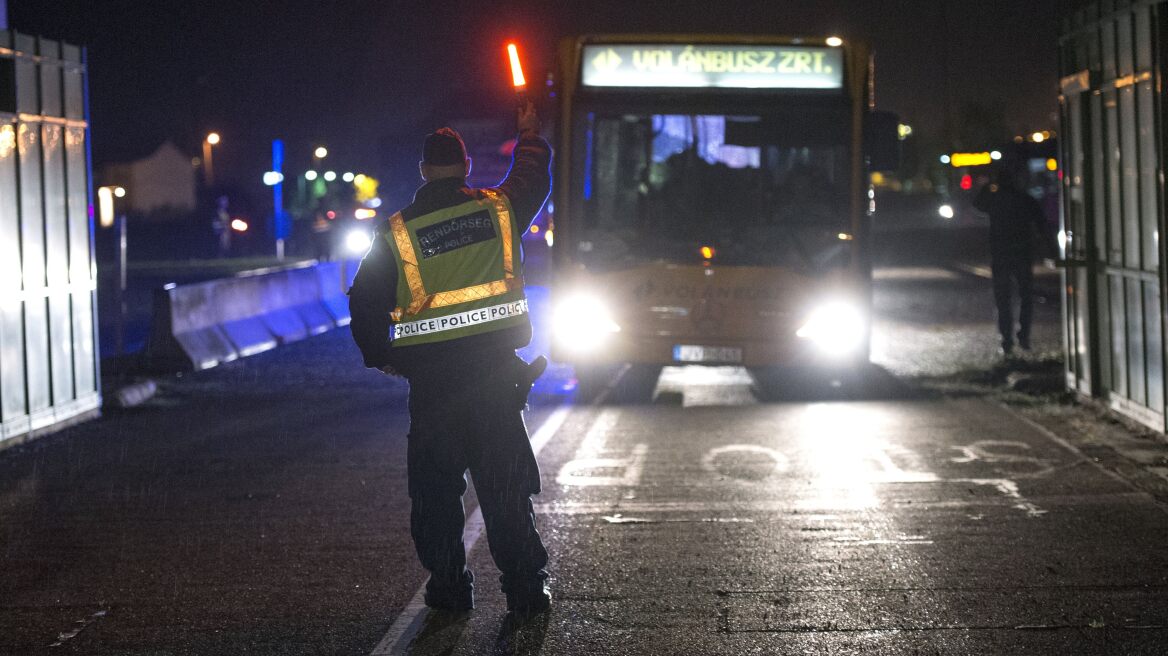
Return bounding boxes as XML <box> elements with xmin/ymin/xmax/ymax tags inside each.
<box><xmin>554</xmin><ymin>293</ymin><xmax>621</xmax><ymax>352</ymax></box>
<box><xmin>796</xmin><ymin>301</ymin><xmax>864</xmax><ymax>356</ymax></box>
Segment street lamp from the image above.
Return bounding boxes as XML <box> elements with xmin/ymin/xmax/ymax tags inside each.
<box><xmin>98</xmin><ymin>185</ymin><xmax>130</xmax><ymax>355</ymax></box>
<box><xmin>314</xmin><ymin>146</ymin><xmax>328</xmax><ymax>159</ymax></box>
<box><xmin>97</xmin><ymin>185</ymin><xmax>124</xmax><ymax>228</ymax></box>
<box><xmin>203</xmin><ymin>132</ymin><xmax>221</xmax><ymax>186</ymax></box>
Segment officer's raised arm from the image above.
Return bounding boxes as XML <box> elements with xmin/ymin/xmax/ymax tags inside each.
<box><xmin>496</xmin><ymin>101</ymin><xmax>552</xmax><ymax>231</ymax></box>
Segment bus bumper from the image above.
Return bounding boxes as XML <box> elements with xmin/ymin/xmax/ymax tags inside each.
<box><xmin>553</xmin><ymin>332</ymin><xmax>870</xmax><ymax>369</ymax></box>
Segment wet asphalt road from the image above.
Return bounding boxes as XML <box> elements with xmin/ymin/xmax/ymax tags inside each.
<box><xmin>3</xmin><ymin>254</ymin><xmax>1168</xmax><ymax>654</ymax></box>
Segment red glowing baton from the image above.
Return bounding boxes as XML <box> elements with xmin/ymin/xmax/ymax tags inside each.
<box><xmin>506</xmin><ymin>42</ymin><xmax>529</xmax><ymax>108</ymax></box>
<box><xmin>507</xmin><ymin>43</ymin><xmax>526</xmax><ymax>89</ymax></box>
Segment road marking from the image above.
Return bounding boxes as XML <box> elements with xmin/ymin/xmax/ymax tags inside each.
<box><xmin>992</xmin><ymin>401</ymin><xmax>1168</xmax><ymax>519</ymax></box>
<box><xmin>530</xmin><ymin>403</ymin><xmax>573</xmax><ymax>454</ymax></box>
<box><xmin>833</xmin><ymin>534</ymin><xmax>934</xmax><ymax>545</ymax></box>
<box><xmin>573</xmin><ymin>408</ymin><xmax>619</xmax><ymax>456</ymax></box>
<box><xmin>601</xmin><ymin>514</ymin><xmax>755</xmax><ymax>524</ymax></box>
<box><xmin>555</xmin><ymin>413</ymin><xmax>647</xmax><ymax>486</ymax></box>
<box><xmin>533</xmin><ymin>492</ymin><xmax>1148</xmax><ymax>516</ymax></box>
<box><xmin>953</xmin><ymin>478</ymin><xmax>1048</xmax><ymax>517</ymax></box>
<box><xmin>950</xmin><ymin>440</ymin><xmax>1056</xmax><ymax>478</ymax></box>
<box><xmin>701</xmin><ymin>444</ymin><xmax>790</xmax><ymax>479</ymax></box>
<box><xmin>370</xmin><ymin>403</ymin><xmax>572</xmax><ymax>656</ymax></box>
<box><xmin>555</xmin><ymin>409</ymin><xmax>650</xmax><ymax>487</ymax></box>
<box><xmin>873</xmin><ymin>266</ymin><xmax>960</xmax><ymax>281</ymax></box>
<box><xmin>49</xmin><ymin>610</ymin><xmax>106</xmax><ymax>647</ymax></box>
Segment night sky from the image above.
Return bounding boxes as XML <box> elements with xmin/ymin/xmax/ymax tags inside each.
<box><xmin>11</xmin><ymin>0</ymin><xmax>1060</xmax><ymax>196</ymax></box>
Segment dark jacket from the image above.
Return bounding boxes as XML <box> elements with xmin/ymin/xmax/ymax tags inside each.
<box><xmin>972</xmin><ymin>182</ymin><xmax>1047</xmax><ymax>260</ymax></box>
<box><xmin>348</xmin><ymin>131</ymin><xmax>551</xmax><ymax>380</ymax></box>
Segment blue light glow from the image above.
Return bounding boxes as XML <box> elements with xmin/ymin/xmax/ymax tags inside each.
<box><xmin>583</xmin><ymin>113</ymin><xmax>595</xmax><ymax>200</ymax></box>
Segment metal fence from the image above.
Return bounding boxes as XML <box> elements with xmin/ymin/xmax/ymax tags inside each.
<box><xmin>1059</xmin><ymin>0</ymin><xmax>1167</xmax><ymax>429</ymax></box>
<box><xmin>0</xmin><ymin>31</ymin><xmax>100</xmax><ymax>446</ymax></box>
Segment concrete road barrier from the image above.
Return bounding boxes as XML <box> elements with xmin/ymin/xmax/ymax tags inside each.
<box><xmin>148</xmin><ymin>260</ymin><xmax>355</xmax><ymax>371</ymax></box>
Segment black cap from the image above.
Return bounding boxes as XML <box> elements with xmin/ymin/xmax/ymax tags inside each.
<box><xmin>422</xmin><ymin>128</ymin><xmax>467</xmax><ymax>166</ymax></box>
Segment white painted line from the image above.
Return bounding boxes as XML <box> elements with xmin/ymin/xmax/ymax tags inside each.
<box><xmin>592</xmin><ymin>363</ymin><xmax>632</xmax><ymax>406</ymax></box>
<box><xmin>701</xmin><ymin>444</ymin><xmax>790</xmax><ymax>477</ymax></box>
<box><xmin>952</xmin><ymin>478</ymin><xmax>1048</xmax><ymax>517</ymax></box>
<box><xmin>576</xmin><ymin>409</ymin><xmax>619</xmax><ymax>456</ymax></box>
<box><xmin>371</xmin><ymin>403</ymin><xmax>572</xmax><ymax>655</ymax></box>
<box><xmin>530</xmin><ymin>404</ymin><xmax>573</xmax><ymax>454</ymax></box>
<box><xmin>49</xmin><ymin>610</ymin><xmax>106</xmax><ymax>647</ymax></box>
<box><xmin>994</xmin><ymin>400</ymin><xmax>1153</xmax><ymax>489</ymax></box>
<box><xmin>369</xmin><ymin>590</ymin><xmax>427</xmax><ymax>655</ymax></box>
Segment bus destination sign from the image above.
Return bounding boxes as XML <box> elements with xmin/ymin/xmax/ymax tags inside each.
<box><xmin>581</xmin><ymin>44</ymin><xmax>844</xmax><ymax>90</ymax></box>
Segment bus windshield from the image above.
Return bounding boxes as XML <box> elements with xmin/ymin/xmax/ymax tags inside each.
<box><xmin>572</xmin><ymin>103</ymin><xmax>853</xmax><ymax>272</ymax></box>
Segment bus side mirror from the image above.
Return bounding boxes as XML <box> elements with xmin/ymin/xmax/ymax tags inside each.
<box><xmin>864</xmin><ymin>110</ymin><xmax>901</xmax><ymax>172</ymax></box>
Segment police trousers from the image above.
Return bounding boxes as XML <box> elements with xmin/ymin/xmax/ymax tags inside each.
<box><xmin>405</xmin><ymin>355</ymin><xmax>549</xmax><ymax>598</ymax></box>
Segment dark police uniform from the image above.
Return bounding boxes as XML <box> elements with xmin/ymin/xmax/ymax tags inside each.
<box><xmin>349</xmin><ymin>127</ymin><xmax>552</xmax><ymax>612</ymax></box>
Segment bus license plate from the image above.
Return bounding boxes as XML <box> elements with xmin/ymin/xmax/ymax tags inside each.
<box><xmin>672</xmin><ymin>345</ymin><xmax>743</xmax><ymax>363</ymax></box>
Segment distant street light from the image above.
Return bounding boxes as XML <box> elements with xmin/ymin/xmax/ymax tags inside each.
<box><xmin>342</xmin><ymin>172</ymin><xmax>355</xmax><ymax>182</ymax></box>
<box><xmin>323</xmin><ymin>170</ymin><xmax>337</xmax><ymax>182</ymax></box>
<box><xmin>314</xmin><ymin>146</ymin><xmax>328</xmax><ymax>159</ymax></box>
<box><xmin>97</xmin><ymin>186</ymin><xmax>124</xmax><ymax>228</ymax></box>
<box><xmin>98</xmin><ymin>185</ymin><xmax>130</xmax><ymax>354</ymax></box>
<box><xmin>263</xmin><ymin>171</ymin><xmax>285</xmax><ymax>186</ymax></box>
<box><xmin>305</xmin><ymin>170</ymin><xmax>319</xmax><ymax>181</ymax></box>
<box><xmin>203</xmin><ymin>132</ymin><xmax>221</xmax><ymax>186</ymax></box>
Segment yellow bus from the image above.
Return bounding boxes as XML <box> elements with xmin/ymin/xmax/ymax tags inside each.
<box><xmin>548</xmin><ymin>35</ymin><xmax>898</xmax><ymax>375</ymax></box>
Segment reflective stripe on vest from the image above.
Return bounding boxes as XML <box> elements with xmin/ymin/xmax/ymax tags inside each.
<box><xmin>385</xmin><ymin>188</ymin><xmax>528</xmax><ymax>346</ymax></box>
<box><xmin>392</xmin><ymin>298</ymin><xmax>529</xmax><ymax>341</ymax></box>
<box><xmin>388</xmin><ymin>188</ymin><xmax>519</xmax><ymax>320</ymax></box>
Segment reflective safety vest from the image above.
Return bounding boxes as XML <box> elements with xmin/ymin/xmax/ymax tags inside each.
<box><xmin>384</xmin><ymin>188</ymin><xmax>529</xmax><ymax>347</ymax></box>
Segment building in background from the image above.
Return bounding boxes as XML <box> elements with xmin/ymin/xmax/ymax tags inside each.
<box><xmin>102</xmin><ymin>141</ymin><xmax>197</xmax><ymax>218</ymax></box>
<box><xmin>1058</xmin><ymin>0</ymin><xmax>1166</xmax><ymax>429</ymax></box>
<box><xmin>0</xmin><ymin>31</ymin><xmax>101</xmax><ymax>447</ymax></box>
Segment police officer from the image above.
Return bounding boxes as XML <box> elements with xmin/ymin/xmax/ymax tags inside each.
<box><xmin>348</xmin><ymin>102</ymin><xmax>552</xmax><ymax>615</ymax></box>
<box><xmin>973</xmin><ymin>163</ymin><xmax>1048</xmax><ymax>355</ymax></box>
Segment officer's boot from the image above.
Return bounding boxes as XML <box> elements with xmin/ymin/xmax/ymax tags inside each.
<box><xmin>504</xmin><ymin>579</ymin><xmax>552</xmax><ymax>617</ymax></box>
<box><xmin>512</xmin><ymin>355</ymin><xmax>548</xmax><ymax>410</ymax></box>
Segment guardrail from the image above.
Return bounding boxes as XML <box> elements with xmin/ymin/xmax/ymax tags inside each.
<box><xmin>147</xmin><ymin>260</ymin><xmax>354</xmax><ymax>371</ymax></box>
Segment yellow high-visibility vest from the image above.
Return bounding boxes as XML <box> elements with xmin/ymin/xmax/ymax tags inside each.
<box><xmin>384</xmin><ymin>188</ymin><xmax>529</xmax><ymax>347</ymax></box>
